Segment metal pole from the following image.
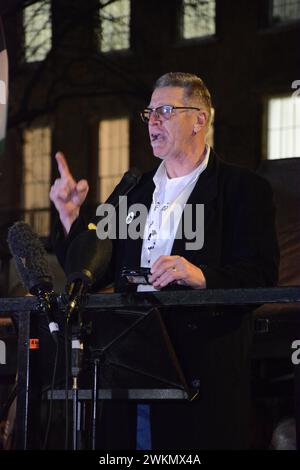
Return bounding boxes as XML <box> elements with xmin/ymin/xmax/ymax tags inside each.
<box><xmin>91</xmin><ymin>358</ymin><xmax>99</xmax><ymax>450</ymax></box>
<box><xmin>15</xmin><ymin>310</ymin><xmax>30</xmax><ymax>450</ymax></box>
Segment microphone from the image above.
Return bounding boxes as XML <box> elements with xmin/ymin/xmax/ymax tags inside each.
<box><xmin>88</xmin><ymin>167</ymin><xmax>142</xmax><ymax>231</ymax></box>
<box><xmin>64</xmin><ymin>168</ymin><xmax>141</xmax><ymax>318</ymax></box>
<box><xmin>105</xmin><ymin>167</ymin><xmax>142</xmax><ymax>208</ymax></box>
<box><xmin>64</xmin><ymin>232</ymin><xmax>112</xmax><ymax>320</ymax></box>
<box><xmin>7</xmin><ymin>221</ymin><xmax>59</xmax><ymax>342</ymax></box>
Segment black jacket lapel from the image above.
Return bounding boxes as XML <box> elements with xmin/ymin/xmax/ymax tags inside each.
<box><xmin>171</xmin><ymin>150</ymin><xmax>219</xmax><ymax>262</ymax></box>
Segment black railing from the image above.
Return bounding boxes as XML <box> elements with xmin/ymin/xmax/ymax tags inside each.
<box><xmin>0</xmin><ymin>286</ymin><xmax>300</xmax><ymax>449</ymax></box>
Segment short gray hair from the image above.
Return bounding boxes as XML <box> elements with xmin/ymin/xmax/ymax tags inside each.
<box><xmin>154</xmin><ymin>72</ymin><xmax>212</xmax><ymax>127</ymax></box>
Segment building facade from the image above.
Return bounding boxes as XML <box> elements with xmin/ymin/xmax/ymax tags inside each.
<box><xmin>0</xmin><ymin>0</ymin><xmax>299</xmax><ymax>291</ymax></box>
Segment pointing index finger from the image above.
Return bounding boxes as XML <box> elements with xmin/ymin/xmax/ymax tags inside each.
<box><xmin>55</xmin><ymin>152</ymin><xmax>72</xmax><ymax>179</ymax></box>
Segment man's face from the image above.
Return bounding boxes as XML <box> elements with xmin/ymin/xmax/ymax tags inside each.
<box><xmin>148</xmin><ymin>86</ymin><xmax>199</xmax><ymax>161</ymax></box>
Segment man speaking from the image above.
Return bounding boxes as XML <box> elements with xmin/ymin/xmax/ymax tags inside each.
<box><xmin>50</xmin><ymin>72</ymin><xmax>279</xmax><ymax>449</ymax></box>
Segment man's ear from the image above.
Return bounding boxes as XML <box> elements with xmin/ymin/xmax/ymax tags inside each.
<box><xmin>193</xmin><ymin>111</ymin><xmax>208</xmax><ymax>133</ymax></box>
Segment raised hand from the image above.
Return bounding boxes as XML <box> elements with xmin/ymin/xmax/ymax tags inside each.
<box><xmin>50</xmin><ymin>152</ymin><xmax>89</xmax><ymax>234</ymax></box>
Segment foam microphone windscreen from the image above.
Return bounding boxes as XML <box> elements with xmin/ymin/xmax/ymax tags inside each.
<box><xmin>7</xmin><ymin>221</ymin><xmax>52</xmax><ymax>292</ymax></box>
<box><xmin>65</xmin><ymin>230</ymin><xmax>113</xmax><ymax>287</ymax></box>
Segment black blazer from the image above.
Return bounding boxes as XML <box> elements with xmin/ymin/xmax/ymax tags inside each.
<box><xmin>53</xmin><ymin>149</ymin><xmax>279</xmax><ymax>292</ymax></box>
<box><xmin>52</xmin><ymin>150</ymin><xmax>279</xmax><ymax>449</ymax></box>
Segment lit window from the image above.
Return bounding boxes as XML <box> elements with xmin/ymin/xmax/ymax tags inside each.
<box><xmin>272</xmin><ymin>0</ymin><xmax>300</xmax><ymax>24</ymax></box>
<box><xmin>23</xmin><ymin>127</ymin><xmax>51</xmax><ymax>235</ymax></box>
<box><xmin>100</xmin><ymin>0</ymin><xmax>130</xmax><ymax>52</ymax></box>
<box><xmin>182</xmin><ymin>0</ymin><xmax>216</xmax><ymax>39</ymax></box>
<box><xmin>266</xmin><ymin>95</ymin><xmax>300</xmax><ymax>159</ymax></box>
<box><xmin>23</xmin><ymin>0</ymin><xmax>52</xmax><ymax>63</ymax></box>
<box><xmin>98</xmin><ymin>118</ymin><xmax>129</xmax><ymax>202</ymax></box>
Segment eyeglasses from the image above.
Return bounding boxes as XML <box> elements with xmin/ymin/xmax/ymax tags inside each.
<box><xmin>140</xmin><ymin>105</ymin><xmax>201</xmax><ymax>123</ymax></box>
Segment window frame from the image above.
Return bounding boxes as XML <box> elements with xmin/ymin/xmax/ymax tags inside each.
<box><xmin>99</xmin><ymin>0</ymin><xmax>131</xmax><ymax>54</ymax></box>
<box><xmin>179</xmin><ymin>0</ymin><xmax>217</xmax><ymax>44</ymax></box>
<box><xmin>22</xmin><ymin>122</ymin><xmax>52</xmax><ymax>236</ymax></box>
<box><xmin>270</xmin><ymin>0</ymin><xmax>300</xmax><ymax>27</ymax></box>
<box><xmin>98</xmin><ymin>116</ymin><xmax>130</xmax><ymax>203</ymax></box>
<box><xmin>22</xmin><ymin>0</ymin><xmax>52</xmax><ymax>64</ymax></box>
<box><xmin>262</xmin><ymin>92</ymin><xmax>300</xmax><ymax>160</ymax></box>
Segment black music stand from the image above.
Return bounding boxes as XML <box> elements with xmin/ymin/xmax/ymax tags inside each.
<box><xmin>51</xmin><ymin>304</ymin><xmax>198</xmax><ymax>450</ymax></box>
<box><xmin>81</xmin><ymin>306</ymin><xmax>195</xmax><ymax>393</ymax></box>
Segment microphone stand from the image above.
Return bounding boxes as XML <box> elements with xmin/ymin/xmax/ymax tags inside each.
<box><xmin>89</xmin><ymin>342</ymin><xmax>107</xmax><ymax>450</ymax></box>
<box><xmin>91</xmin><ymin>355</ymin><xmax>100</xmax><ymax>450</ymax></box>
<box><xmin>65</xmin><ymin>289</ymin><xmax>86</xmax><ymax>451</ymax></box>
<box><xmin>70</xmin><ymin>316</ymin><xmax>83</xmax><ymax>451</ymax></box>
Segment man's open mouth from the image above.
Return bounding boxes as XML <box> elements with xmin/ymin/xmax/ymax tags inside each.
<box><xmin>150</xmin><ymin>133</ymin><xmax>164</xmax><ymax>142</ymax></box>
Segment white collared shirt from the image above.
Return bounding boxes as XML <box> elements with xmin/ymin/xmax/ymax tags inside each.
<box><xmin>138</xmin><ymin>146</ymin><xmax>210</xmax><ymax>292</ymax></box>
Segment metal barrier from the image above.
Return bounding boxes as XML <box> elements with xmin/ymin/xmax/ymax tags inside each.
<box><xmin>0</xmin><ymin>286</ymin><xmax>299</xmax><ymax>449</ymax></box>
